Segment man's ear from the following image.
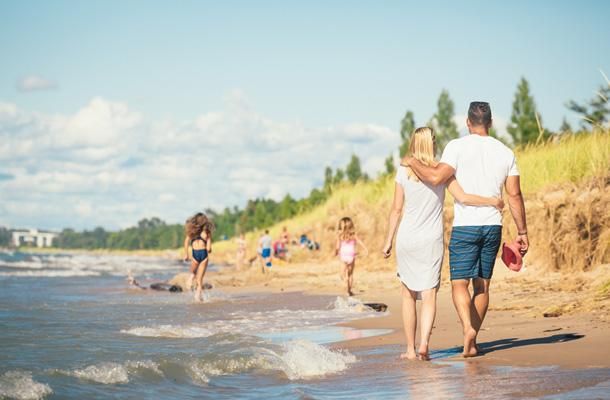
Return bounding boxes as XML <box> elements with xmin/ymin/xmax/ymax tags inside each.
<box><xmin>466</xmin><ymin>118</ymin><xmax>471</xmax><ymax>129</ymax></box>
<box><xmin>488</xmin><ymin>118</ymin><xmax>493</xmax><ymax>129</ymax></box>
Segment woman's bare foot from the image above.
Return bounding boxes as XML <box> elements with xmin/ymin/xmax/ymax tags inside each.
<box><xmin>417</xmin><ymin>343</ymin><xmax>430</xmax><ymax>361</ymax></box>
<box><xmin>463</xmin><ymin>328</ymin><xmax>478</xmax><ymax>358</ymax></box>
<box><xmin>400</xmin><ymin>350</ymin><xmax>418</xmax><ymax>361</ymax></box>
<box><xmin>194</xmin><ymin>288</ymin><xmax>202</xmax><ymax>302</ymax></box>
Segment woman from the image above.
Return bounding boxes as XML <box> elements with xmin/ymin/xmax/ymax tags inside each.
<box><xmin>382</xmin><ymin>127</ymin><xmax>503</xmax><ymax>361</ymax></box>
<box><xmin>183</xmin><ymin>212</ymin><xmax>214</xmax><ymax>302</ymax></box>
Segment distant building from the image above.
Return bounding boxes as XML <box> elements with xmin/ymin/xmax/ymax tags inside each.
<box><xmin>11</xmin><ymin>229</ymin><xmax>58</xmax><ymax>248</ymax></box>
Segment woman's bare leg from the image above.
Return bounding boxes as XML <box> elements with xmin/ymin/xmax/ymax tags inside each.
<box><xmin>195</xmin><ymin>259</ymin><xmax>209</xmax><ymax>302</ymax></box>
<box><xmin>189</xmin><ymin>261</ymin><xmax>199</xmax><ymax>292</ymax></box>
<box><xmin>418</xmin><ymin>287</ymin><xmax>438</xmax><ymax>360</ymax></box>
<box><xmin>400</xmin><ymin>284</ymin><xmax>418</xmax><ymax>360</ymax></box>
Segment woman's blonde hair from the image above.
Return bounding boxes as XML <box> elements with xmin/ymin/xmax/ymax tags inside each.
<box><xmin>185</xmin><ymin>212</ymin><xmax>215</xmax><ymax>240</ymax></box>
<box><xmin>337</xmin><ymin>217</ymin><xmax>355</xmax><ymax>241</ymax></box>
<box><xmin>406</xmin><ymin>127</ymin><xmax>438</xmax><ymax>182</ymax></box>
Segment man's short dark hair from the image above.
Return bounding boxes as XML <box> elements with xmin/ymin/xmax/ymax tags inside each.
<box><xmin>468</xmin><ymin>101</ymin><xmax>492</xmax><ymax>127</ymax></box>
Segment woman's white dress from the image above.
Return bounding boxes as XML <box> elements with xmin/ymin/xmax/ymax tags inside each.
<box><xmin>395</xmin><ymin>166</ymin><xmax>445</xmax><ymax>293</ymax></box>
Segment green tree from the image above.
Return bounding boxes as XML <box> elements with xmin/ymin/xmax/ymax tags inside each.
<box><xmin>0</xmin><ymin>227</ymin><xmax>10</xmax><ymax>247</ymax></box>
<box><xmin>559</xmin><ymin>117</ymin><xmax>573</xmax><ymax>135</ymax></box>
<box><xmin>567</xmin><ymin>82</ymin><xmax>610</xmax><ymax>128</ymax></box>
<box><xmin>507</xmin><ymin>77</ymin><xmax>542</xmax><ymax>145</ymax></box>
<box><xmin>399</xmin><ymin>111</ymin><xmax>416</xmax><ymax>157</ymax></box>
<box><xmin>277</xmin><ymin>194</ymin><xmax>297</xmax><ymax>220</ymax></box>
<box><xmin>333</xmin><ymin>168</ymin><xmax>345</xmax><ymax>184</ymax></box>
<box><xmin>345</xmin><ymin>154</ymin><xmax>363</xmax><ymax>183</ymax></box>
<box><xmin>429</xmin><ymin>89</ymin><xmax>459</xmax><ymax>152</ymax></box>
<box><xmin>384</xmin><ymin>154</ymin><xmax>395</xmax><ymax>175</ymax></box>
<box><xmin>323</xmin><ymin>166</ymin><xmax>333</xmax><ymax>192</ymax></box>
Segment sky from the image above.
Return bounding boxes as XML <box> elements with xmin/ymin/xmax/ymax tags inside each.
<box><xmin>1</xmin><ymin>0</ymin><xmax>609</xmax><ymax>231</ymax></box>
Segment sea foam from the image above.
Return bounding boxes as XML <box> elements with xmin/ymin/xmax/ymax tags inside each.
<box><xmin>68</xmin><ymin>362</ymin><xmax>129</xmax><ymax>384</ymax></box>
<box><xmin>0</xmin><ymin>371</ymin><xmax>52</xmax><ymax>400</ymax></box>
<box><xmin>273</xmin><ymin>340</ymin><xmax>356</xmax><ymax>380</ymax></box>
<box><xmin>121</xmin><ymin>325</ymin><xmax>214</xmax><ymax>338</ymax></box>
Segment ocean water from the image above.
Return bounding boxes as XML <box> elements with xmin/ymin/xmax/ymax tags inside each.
<box><xmin>0</xmin><ymin>251</ymin><xmax>609</xmax><ymax>400</ymax></box>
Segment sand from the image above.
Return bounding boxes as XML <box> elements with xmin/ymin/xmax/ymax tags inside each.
<box><xmin>208</xmin><ymin>250</ymin><xmax>610</xmax><ymax>370</ymax></box>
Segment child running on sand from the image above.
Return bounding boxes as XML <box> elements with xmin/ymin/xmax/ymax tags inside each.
<box><xmin>183</xmin><ymin>212</ymin><xmax>214</xmax><ymax>302</ymax></box>
<box><xmin>335</xmin><ymin>217</ymin><xmax>368</xmax><ymax>296</ymax></box>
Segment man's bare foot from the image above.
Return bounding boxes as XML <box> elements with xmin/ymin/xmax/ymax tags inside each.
<box><xmin>400</xmin><ymin>350</ymin><xmax>418</xmax><ymax>361</ymax></box>
<box><xmin>417</xmin><ymin>344</ymin><xmax>430</xmax><ymax>361</ymax></box>
<box><xmin>347</xmin><ymin>290</ymin><xmax>354</xmax><ymax>296</ymax></box>
<box><xmin>463</xmin><ymin>328</ymin><xmax>478</xmax><ymax>358</ymax></box>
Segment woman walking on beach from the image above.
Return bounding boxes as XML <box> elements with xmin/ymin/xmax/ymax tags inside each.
<box><xmin>183</xmin><ymin>212</ymin><xmax>214</xmax><ymax>302</ymax></box>
<box><xmin>336</xmin><ymin>217</ymin><xmax>368</xmax><ymax>296</ymax></box>
<box><xmin>382</xmin><ymin>127</ymin><xmax>502</xmax><ymax>360</ymax></box>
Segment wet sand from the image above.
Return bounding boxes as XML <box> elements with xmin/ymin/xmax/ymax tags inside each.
<box><xmin>209</xmin><ymin>255</ymin><xmax>610</xmax><ymax>370</ymax></box>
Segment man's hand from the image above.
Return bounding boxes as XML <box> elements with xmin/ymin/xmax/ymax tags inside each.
<box><xmin>516</xmin><ymin>233</ymin><xmax>529</xmax><ymax>256</ymax></box>
<box><xmin>494</xmin><ymin>197</ymin><xmax>505</xmax><ymax>211</ymax></box>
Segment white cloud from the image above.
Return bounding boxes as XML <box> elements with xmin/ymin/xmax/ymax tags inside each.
<box><xmin>17</xmin><ymin>75</ymin><xmax>57</xmax><ymax>92</ymax></box>
<box><xmin>0</xmin><ymin>92</ymin><xmax>400</xmax><ymax>230</ymax></box>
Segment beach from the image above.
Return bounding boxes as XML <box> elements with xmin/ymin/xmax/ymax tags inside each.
<box><xmin>1</xmin><ymin>251</ymin><xmax>610</xmax><ymax>399</ymax></box>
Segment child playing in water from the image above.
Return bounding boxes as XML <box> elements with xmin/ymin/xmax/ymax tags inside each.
<box><xmin>335</xmin><ymin>217</ymin><xmax>368</xmax><ymax>296</ymax></box>
<box><xmin>183</xmin><ymin>212</ymin><xmax>214</xmax><ymax>302</ymax></box>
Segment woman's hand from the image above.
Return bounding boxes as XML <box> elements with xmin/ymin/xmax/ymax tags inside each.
<box><xmin>183</xmin><ymin>256</ymin><xmax>190</xmax><ymax>262</ymax></box>
<box><xmin>382</xmin><ymin>242</ymin><xmax>392</xmax><ymax>258</ymax></box>
<box><xmin>494</xmin><ymin>197</ymin><xmax>505</xmax><ymax>211</ymax></box>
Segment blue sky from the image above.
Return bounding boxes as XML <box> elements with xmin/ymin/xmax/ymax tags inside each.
<box><xmin>1</xmin><ymin>0</ymin><xmax>609</xmax><ymax>230</ymax></box>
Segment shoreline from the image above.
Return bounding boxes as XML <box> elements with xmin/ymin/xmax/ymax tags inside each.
<box><xmin>208</xmin><ymin>257</ymin><xmax>610</xmax><ymax>371</ymax></box>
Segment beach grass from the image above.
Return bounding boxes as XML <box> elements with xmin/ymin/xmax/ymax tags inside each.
<box><xmin>516</xmin><ymin>130</ymin><xmax>610</xmax><ymax>194</ymax></box>
<box><xmin>214</xmin><ymin>130</ymin><xmax>610</xmax><ymax>269</ymax></box>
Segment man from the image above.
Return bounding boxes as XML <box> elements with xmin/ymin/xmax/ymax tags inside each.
<box><xmin>402</xmin><ymin>101</ymin><xmax>528</xmax><ymax>357</ymax></box>
<box><xmin>258</xmin><ymin>229</ymin><xmax>273</xmax><ymax>271</ymax></box>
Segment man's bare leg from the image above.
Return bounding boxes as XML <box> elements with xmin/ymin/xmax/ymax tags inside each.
<box><xmin>451</xmin><ymin>279</ymin><xmax>478</xmax><ymax>357</ymax></box>
<box><xmin>471</xmin><ymin>278</ymin><xmax>490</xmax><ymax>347</ymax></box>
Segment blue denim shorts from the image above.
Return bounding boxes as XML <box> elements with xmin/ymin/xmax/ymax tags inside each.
<box><xmin>449</xmin><ymin>225</ymin><xmax>502</xmax><ymax>280</ymax></box>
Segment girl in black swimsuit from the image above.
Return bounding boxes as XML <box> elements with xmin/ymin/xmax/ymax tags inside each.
<box><xmin>183</xmin><ymin>212</ymin><xmax>214</xmax><ymax>302</ymax></box>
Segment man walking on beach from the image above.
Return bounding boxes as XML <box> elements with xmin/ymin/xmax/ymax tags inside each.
<box><xmin>402</xmin><ymin>101</ymin><xmax>528</xmax><ymax>357</ymax></box>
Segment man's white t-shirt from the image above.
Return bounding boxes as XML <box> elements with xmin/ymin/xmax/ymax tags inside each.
<box><xmin>440</xmin><ymin>134</ymin><xmax>519</xmax><ymax>227</ymax></box>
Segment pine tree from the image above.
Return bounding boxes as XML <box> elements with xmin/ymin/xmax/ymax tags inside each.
<box><xmin>429</xmin><ymin>90</ymin><xmax>459</xmax><ymax>152</ymax></box>
<box><xmin>323</xmin><ymin>166</ymin><xmax>333</xmax><ymax>191</ymax></box>
<box><xmin>399</xmin><ymin>111</ymin><xmax>415</xmax><ymax>157</ymax></box>
<box><xmin>566</xmin><ymin>82</ymin><xmax>610</xmax><ymax>128</ymax></box>
<box><xmin>559</xmin><ymin>118</ymin><xmax>573</xmax><ymax>134</ymax></box>
<box><xmin>507</xmin><ymin>77</ymin><xmax>542</xmax><ymax>145</ymax></box>
<box><xmin>333</xmin><ymin>168</ymin><xmax>345</xmax><ymax>185</ymax></box>
<box><xmin>384</xmin><ymin>154</ymin><xmax>395</xmax><ymax>175</ymax></box>
<box><xmin>345</xmin><ymin>154</ymin><xmax>363</xmax><ymax>183</ymax></box>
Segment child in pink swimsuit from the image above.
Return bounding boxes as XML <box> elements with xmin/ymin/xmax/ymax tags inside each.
<box><xmin>335</xmin><ymin>217</ymin><xmax>368</xmax><ymax>296</ymax></box>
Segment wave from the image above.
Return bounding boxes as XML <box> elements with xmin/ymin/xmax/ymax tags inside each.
<box><xmin>0</xmin><ymin>270</ymin><xmax>101</xmax><ymax>278</ymax></box>
<box><xmin>0</xmin><ymin>253</ymin><xmax>176</xmax><ymax>279</ymax></box>
<box><xmin>267</xmin><ymin>340</ymin><xmax>356</xmax><ymax>380</ymax></box>
<box><xmin>0</xmin><ymin>371</ymin><xmax>52</xmax><ymax>400</ymax></box>
<box><xmin>56</xmin><ymin>360</ymin><xmax>162</xmax><ymax>385</ymax></box>
<box><xmin>186</xmin><ymin>340</ymin><xmax>356</xmax><ymax>382</ymax></box>
<box><xmin>121</xmin><ymin>325</ymin><xmax>214</xmax><ymax>338</ymax></box>
<box><xmin>121</xmin><ymin>296</ymin><xmax>381</xmax><ymax>339</ymax></box>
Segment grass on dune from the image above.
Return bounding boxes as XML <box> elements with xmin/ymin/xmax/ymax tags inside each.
<box><xmin>515</xmin><ymin>130</ymin><xmax>610</xmax><ymax>194</ymax></box>
<box><xmin>216</xmin><ymin>131</ymin><xmax>609</xmax><ymax>256</ymax></box>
